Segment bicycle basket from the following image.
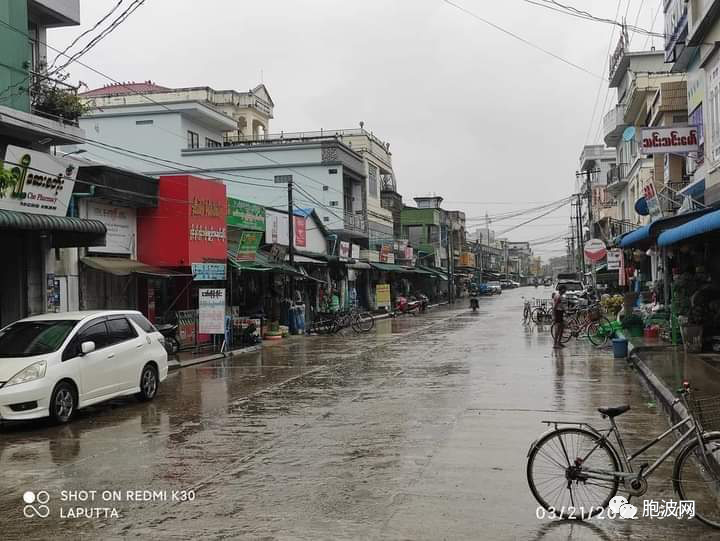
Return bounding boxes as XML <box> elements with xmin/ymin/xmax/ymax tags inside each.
<box><xmin>588</xmin><ymin>307</ymin><xmax>602</xmax><ymax>322</ymax></box>
<box><xmin>686</xmin><ymin>394</ymin><xmax>720</xmax><ymax>432</ymax></box>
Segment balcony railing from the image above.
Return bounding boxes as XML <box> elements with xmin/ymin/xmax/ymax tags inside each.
<box><xmin>343</xmin><ymin>209</ymin><xmax>368</xmax><ymax>234</ymax></box>
<box><xmin>223</xmin><ymin>128</ymin><xmax>389</xmax><ymax>149</ymax></box>
<box><xmin>659</xmin><ymin>181</ymin><xmax>689</xmax><ymax>213</ymax></box>
<box><xmin>607</xmin><ymin>163</ymin><xmax>629</xmax><ymax>185</ymax></box>
<box><xmin>602</xmin><ymin>104</ymin><xmax>628</xmax><ymax>146</ymax></box>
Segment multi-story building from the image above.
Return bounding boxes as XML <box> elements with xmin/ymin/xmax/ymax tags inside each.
<box><xmin>578</xmin><ymin>145</ymin><xmax>616</xmax><ymax>243</ymax></box>
<box><xmin>67</xmin><ymin>83</ymin><xmax>398</xmax><ymax>251</ymax></box>
<box><xmin>602</xmin><ymin>32</ymin><xmax>684</xmax><ymax>228</ymax></box>
<box><xmin>0</xmin><ymin>1</ymin><xmax>112</xmax><ymax>325</ymax></box>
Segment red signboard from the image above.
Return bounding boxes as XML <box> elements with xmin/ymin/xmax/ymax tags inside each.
<box><xmin>138</xmin><ymin>175</ymin><xmax>227</xmax><ymax>267</ymax></box>
<box><xmin>294</xmin><ymin>215</ymin><xmax>306</xmax><ymax>247</ymax></box>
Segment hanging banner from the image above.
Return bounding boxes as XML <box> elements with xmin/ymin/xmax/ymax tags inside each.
<box><xmin>351</xmin><ymin>244</ymin><xmax>360</xmax><ymax>259</ymax></box>
<box><xmin>643</xmin><ymin>182</ymin><xmax>664</xmax><ymax>220</ymax></box>
<box><xmin>1</xmin><ymin>146</ymin><xmax>78</xmax><ymax>216</ymax></box>
<box><xmin>236</xmin><ymin>230</ymin><xmax>262</xmax><ymax>261</ymax></box>
<box><xmin>607</xmin><ymin>249</ymin><xmax>622</xmax><ymax>270</ymax></box>
<box><xmin>584</xmin><ymin>238</ymin><xmax>607</xmax><ymax>263</ymax></box>
<box><xmin>198</xmin><ymin>288</ymin><xmax>225</xmax><ymax>334</ymax></box>
<box><xmin>339</xmin><ymin>241</ymin><xmax>351</xmax><ymax>258</ymax></box>
<box><xmin>294</xmin><ymin>216</ymin><xmax>306</xmax><ymax>247</ymax></box>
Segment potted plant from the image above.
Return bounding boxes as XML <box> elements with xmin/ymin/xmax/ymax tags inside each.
<box><xmin>30</xmin><ymin>69</ymin><xmax>86</xmax><ymax>124</ymax></box>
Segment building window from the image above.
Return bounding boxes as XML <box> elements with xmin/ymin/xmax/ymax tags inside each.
<box><xmin>205</xmin><ymin>137</ymin><xmax>221</xmax><ymax>148</ymax></box>
<box><xmin>368</xmin><ymin>163</ymin><xmax>378</xmax><ymax>199</ymax></box>
<box><xmin>187</xmin><ymin>131</ymin><xmax>199</xmax><ymax>149</ymax></box>
<box><xmin>136</xmin><ymin>120</ymin><xmax>154</xmax><ymax>126</ymax></box>
<box><xmin>406</xmin><ymin>225</ymin><xmax>423</xmax><ymax>246</ymax></box>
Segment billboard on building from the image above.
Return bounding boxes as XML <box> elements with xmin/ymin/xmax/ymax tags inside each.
<box><xmin>1</xmin><ymin>146</ymin><xmax>78</xmax><ymax>216</ymax></box>
<box><xmin>640</xmin><ymin>127</ymin><xmax>699</xmax><ymax>154</ymax></box>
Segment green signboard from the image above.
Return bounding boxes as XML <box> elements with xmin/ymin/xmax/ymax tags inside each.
<box><xmin>227</xmin><ymin>198</ymin><xmax>265</xmax><ymax>231</ymax></box>
<box><xmin>236</xmin><ymin>230</ymin><xmax>263</xmax><ymax>261</ymax></box>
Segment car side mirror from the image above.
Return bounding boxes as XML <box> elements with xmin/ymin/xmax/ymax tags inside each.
<box><xmin>80</xmin><ymin>341</ymin><xmax>96</xmax><ymax>355</ymax></box>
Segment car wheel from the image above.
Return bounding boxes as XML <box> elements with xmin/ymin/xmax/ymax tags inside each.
<box><xmin>50</xmin><ymin>382</ymin><xmax>76</xmax><ymax>424</ymax></box>
<box><xmin>136</xmin><ymin>364</ymin><xmax>159</xmax><ymax>401</ymax></box>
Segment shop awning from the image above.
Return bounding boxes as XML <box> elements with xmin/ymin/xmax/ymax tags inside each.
<box><xmin>417</xmin><ymin>265</ymin><xmax>449</xmax><ymax>280</ymax></box>
<box><xmin>228</xmin><ymin>251</ymin><xmax>305</xmax><ymax>276</ymax></box>
<box><xmin>370</xmin><ymin>262</ymin><xmax>421</xmax><ymax>273</ymax></box>
<box><xmin>284</xmin><ymin>254</ymin><xmax>327</xmax><ymax>265</ymax></box>
<box><xmin>0</xmin><ymin>209</ymin><xmax>106</xmax><ymax>248</ymax></box>
<box><xmin>658</xmin><ymin>209</ymin><xmax>720</xmax><ymax>247</ymax></box>
<box><xmin>81</xmin><ymin>257</ymin><xmax>193</xmax><ymax>277</ymax></box>
<box><xmin>349</xmin><ymin>261</ymin><xmax>372</xmax><ymax>270</ymax></box>
<box><xmin>618</xmin><ymin>209</ymin><xmax>714</xmax><ymax>249</ymax></box>
<box><xmin>619</xmin><ymin>225</ymin><xmax>650</xmax><ymax>248</ymax></box>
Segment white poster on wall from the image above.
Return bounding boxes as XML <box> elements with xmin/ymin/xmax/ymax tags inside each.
<box><xmin>1</xmin><ymin>146</ymin><xmax>78</xmax><ymax>216</ymax></box>
<box><xmin>84</xmin><ymin>201</ymin><xmax>136</xmax><ymax>256</ymax></box>
<box><xmin>199</xmin><ymin>288</ymin><xmax>226</xmax><ymax>334</ymax></box>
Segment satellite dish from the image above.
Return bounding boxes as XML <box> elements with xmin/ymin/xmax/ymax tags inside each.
<box><xmin>623</xmin><ymin>126</ymin><xmax>636</xmax><ymax>142</ymax></box>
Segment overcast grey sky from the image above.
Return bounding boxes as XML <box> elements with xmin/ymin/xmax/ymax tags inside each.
<box><xmin>48</xmin><ymin>0</ymin><xmax>664</xmax><ymax>258</ymax></box>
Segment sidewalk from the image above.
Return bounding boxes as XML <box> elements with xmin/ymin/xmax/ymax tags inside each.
<box><xmin>167</xmin><ymin>302</ymin><xmax>449</xmax><ymax>370</ymax></box>
<box><xmin>626</xmin><ymin>334</ymin><xmax>720</xmax><ymax>418</ymax></box>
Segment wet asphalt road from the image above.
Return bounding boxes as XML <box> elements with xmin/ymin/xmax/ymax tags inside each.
<box><xmin>1</xmin><ymin>289</ymin><xmax>717</xmax><ymax>540</ymax></box>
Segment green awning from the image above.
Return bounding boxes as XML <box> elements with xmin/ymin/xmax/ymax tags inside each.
<box><xmin>417</xmin><ymin>265</ymin><xmax>449</xmax><ymax>280</ymax></box>
<box><xmin>228</xmin><ymin>251</ymin><xmax>305</xmax><ymax>277</ymax></box>
<box><xmin>370</xmin><ymin>262</ymin><xmax>413</xmax><ymax>273</ymax></box>
<box><xmin>0</xmin><ymin>209</ymin><xmax>106</xmax><ymax>247</ymax></box>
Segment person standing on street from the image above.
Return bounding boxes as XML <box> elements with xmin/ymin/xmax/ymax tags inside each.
<box><xmin>553</xmin><ymin>285</ymin><xmax>567</xmax><ymax>349</ymax></box>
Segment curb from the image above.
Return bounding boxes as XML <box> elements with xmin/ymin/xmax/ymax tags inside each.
<box><xmin>624</xmin><ymin>334</ymin><xmax>688</xmax><ymax>420</ymax></box>
<box><xmin>168</xmin><ymin>344</ymin><xmax>263</xmax><ymax>371</ymax></box>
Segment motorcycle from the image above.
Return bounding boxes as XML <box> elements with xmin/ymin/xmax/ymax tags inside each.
<box><xmin>155</xmin><ymin>323</ymin><xmax>180</xmax><ymax>354</ymax></box>
<box><xmin>470</xmin><ymin>294</ymin><xmax>479</xmax><ymax>312</ymax></box>
<box><xmin>393</xmin><ymin>295</ymin><xmax>427</xmax><ymax>316</ymax></box>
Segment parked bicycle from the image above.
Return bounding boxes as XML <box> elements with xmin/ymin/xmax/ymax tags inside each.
<box><xmin>551</xmin><ymin>304</ymin><xmax>612</xmax><ymax>347</ymax></box>
<box><xmin>309</xmin><ymin>307</ymin><xmax>375</xmax><ymax>335</ymax></box>
<box><xmin>531</xmin><ymin>298</ymin><xmax>553</xmax><ymax>325</ymax></box>
<box><xmin>526</xmin><ymin>381</ymin><xmax>720</xmax><ymax>528</ymax></box>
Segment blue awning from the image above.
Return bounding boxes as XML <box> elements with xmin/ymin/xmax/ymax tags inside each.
<box><xmin>658</xmin><ymin>209</ymin><xmax>720</xmax><ymax>247</ymax></box>
<box><xmin>619</xmin><ymin>225</ymin><xmax>650</xmax><ymax>248</ymax></box>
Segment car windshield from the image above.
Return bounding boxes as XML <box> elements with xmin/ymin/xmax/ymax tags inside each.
<box><xmin>561</xmin><ymin>282</ymin><xmax>583</xmax><ymax>292</ymax></box>
<box><xmin>0</xmin><ymin>320</ymin><xmax>77</xmax><ymax>358</ymax></box>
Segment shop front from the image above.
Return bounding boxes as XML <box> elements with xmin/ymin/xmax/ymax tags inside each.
<box><xmin>138</xmin><ymin>175</ymin><xmax>227</xmax><ymax>349</ymax></box>
<box><xmin>0</xmin><ymin>145</ymin><xmax>106</xmax><ymax>326</ymax></box>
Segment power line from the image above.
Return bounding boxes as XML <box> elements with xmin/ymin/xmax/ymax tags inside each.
<box><xmin>50</xmin><ymin>0</ymin><xmax>147</xmax><ymax>76</ymax></box>
<box><xmin>522</xmin><ymin>0</ymin><xmax>664</xmax><ymax>38</ymax></box>
<box><xmin>496</xmin><ymin>199</ymin><xmax>571</xmax><ymax>235</ymax></box>
<box><xmin>46</xmin><ymin>0</ymin><xmax>126</xmax><ymax>73</ymax></box>
<box><xmin>440</xmin><ymin>0</ymin><xmax>604</xmax><ymax>80</ymax></box>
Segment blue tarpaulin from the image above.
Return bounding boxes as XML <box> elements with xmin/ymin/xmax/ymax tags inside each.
<box><xmin>658</xmin><ymin>209</ymin><xmax>720</xmax><ymax>247</ymax></box>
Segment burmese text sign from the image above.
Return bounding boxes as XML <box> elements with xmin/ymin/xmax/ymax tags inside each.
<box><xmin>199</xmin><ymin>288</ymin><xmax>225</xmax><ymax>334</ymax></box>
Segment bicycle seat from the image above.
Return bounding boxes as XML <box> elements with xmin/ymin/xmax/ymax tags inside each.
<box><xmin>598</xmin><ymin>405</ymin><xmax>630</xmax><ymax>418</ymax></box>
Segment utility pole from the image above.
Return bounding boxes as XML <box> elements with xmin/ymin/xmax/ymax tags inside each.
<box><xmin>275</xmin><ymin>174</ymin><xmax>295</xmax><ymax>296</ymax></box>
<box><xmin>447</xmin><ymin>215</ymin><xmax>455</xmax><ymax>304</ymax></box>
<box><xmin>576</xmin><ymin>168</ymin><xmax>599</xmax><ymax>239</ymax></box>
<box><xmin>575</xmin><ymin>193</ymin><xmax>586</xmax><ymax>279</ymax></box>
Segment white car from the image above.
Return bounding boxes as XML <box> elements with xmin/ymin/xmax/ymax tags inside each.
<box><xmin>0</xmin><ymin>310</ymin><xmax>168</xmax><ymax>424</ymax></box>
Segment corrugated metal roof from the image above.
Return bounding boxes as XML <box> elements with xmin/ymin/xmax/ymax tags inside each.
<box><xmin>0</xmin><ymin>209</ymin><xmax>106</xmax><ymax>235</ymax></box>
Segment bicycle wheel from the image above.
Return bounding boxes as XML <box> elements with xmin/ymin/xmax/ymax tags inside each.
<box><xmin>587</xmin><ymin>317</ymin><xmax>612</xmax><ymax>348</ymax></box>
<box><xmin>531</xmin><ymin>308</ymin><xmax>546</xmax><ymax>324</ymax></box>
<box><xmin>673</xmin><ymin>433</ymin><xmax>720</xmax><ymax>528</ymax></box>
<box><xmin>527</xmin><ymin>428</ymin><xmax>620</xmax><ymax>519</ymax></box>
<box><xmin>352</xmin><ymin>311</ymin><xmax>375</xmax><ymax>333</ymax></box>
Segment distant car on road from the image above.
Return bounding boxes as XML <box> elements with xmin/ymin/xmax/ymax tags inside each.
<box><xmin>0</xmin><ymin>310</ymin><xmax>168</xmax><ymax>424</ymax></box>
<box><xmin>487</xmin><ymin>281</ymin><xmax>503</xmax><ymax>295</ymax></box>
<box><xmin>510</xmin><ymin>280</ymin><xmax>521</xmax><ymax>288</ymax></box>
